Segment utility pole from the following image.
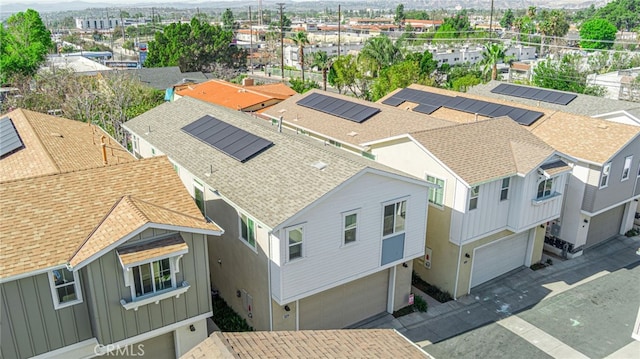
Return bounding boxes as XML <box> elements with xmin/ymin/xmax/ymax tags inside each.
<box><xmin>249</xmin><ymin>6</ymin><xmax>253</xmax><ymax>74</ymax></box>
<box><xmin>337</xmin><ymin>4</ymin><xmax>341</xmax><ymax>57</ymax></box>
<box><xmin>489</xmin><ymin>0</ymin><xmax>494</xmax><ymax>41</ymax></box>
<box><xmin>277</xmin><ymin>2</ymin><xmax>285</xmax><ymax>82</ymax></box>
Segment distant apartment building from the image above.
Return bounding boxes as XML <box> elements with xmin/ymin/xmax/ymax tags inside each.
<box><xmin>75</xmin><ymin>17</ymin><xmax>121</xmax><ymax>30</ymax></box>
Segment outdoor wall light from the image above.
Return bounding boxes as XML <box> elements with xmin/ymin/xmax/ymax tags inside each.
<box><xmin>236</xmin><ymin>290</ymin><xmax>242</xmax><ymax>298</ymax></box>
<box><xmin>465</xmin><ymin>253</ymin><xmax>471</xmax><ymax>258</ymax></box>
<box><xmin>284</xmin><ymin>305</ymin><xmax>291</xmax><ymax>312</ymax></box>
<box><xmin>189</xmin><ymin>324</ymin><xmax>196</xmax><ymax>332</ymax></box>
<box><xmin>402</xmin><ymin>262</ymin><xmax>408</xmax><ymax>268</ymax></box>
<box><xmin>583</xmin><ymin>219</ymin><xmax>589</xmax><ymax>223</ymax></box>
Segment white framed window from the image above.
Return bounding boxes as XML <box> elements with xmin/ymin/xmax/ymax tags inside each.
<box><xmin>425</xmin><ymin>175</ymin><xmax>444</xmax><ymax>207</ymax></box>
<box><xmin>240</xmin><ymin>213</ymin><xmax>256</xmax><ymax>248</ymax></box>
<box><xmin>537</xmin><ymin>178</ymin><xmax>554</xmax><ymax>199</ymax></box>
<box><xmin>621</xmin><ymin>156</ymin><xmax>632</xmax><ymax>181</ymax></box>
<box><xmin>600</xmin><ymin>162</ymin><xmax>611</xmax><ymax>188</ymax></box>
<box><xmin>49</xmin><ymin>267</ymin><xmax>83</xmax><ymax>309</ymax></box>
<box><xmin>342</xmin><ymin>210</ymin><xmax>358</xmax><ymax>245</ymax></box>
<box><xmin>500</xmin><ymin>178</ymin><xmax>510</xmax><ymax>201</ymax></box>
<box><xmin>131</xmin><ymin>258</ymin><xmax>174</xmax><ymax>299</ymax></box>
<box><xmin>287</xmin><ymin>225</ymin><xmax>304</xmax><ymax>261</ymax></box>
<box><xmin>469</xmin><ymin>186</ymin><xmax>479</xmax><ymax>210</ymax></box>
<box><xmin>383</xmin><ymin>200</ymin><xmax>407</xmax><ymax>237</ymax></box>
<box><xmin>193</xmin><ymin>179</ymin><xmax>204</xmax><ymax>214</ymax></box>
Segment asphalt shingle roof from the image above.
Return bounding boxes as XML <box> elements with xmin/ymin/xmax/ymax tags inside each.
<box><xmin>181</xmin><ymin>329</ymin><xmax>431</xmax><ymax>359</ymax></box>
<box><xmin>467</xmin><ymin>80</ymin><xmax>640</xmax><ymax>117</ymax></box>
<box><xmin>124</xmin><ymin>97</ymin><xmax>424</xmax><ymax>229</ymax></box>
<box><xmin>410</xmin><ymin>117</ymin><xmax>557</xmax><ymax>185</ymax></box>
<box><xmin>265</xmin><ymin>89</ymin><xmax>456</xmax><ymax>145</ymax></box>
<box><xmin>128</xmin><ymin>66</ymin><xmax>209</xmax><ymax>90</ymax></box>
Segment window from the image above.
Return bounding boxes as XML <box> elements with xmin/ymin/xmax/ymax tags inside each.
<box><xmin>600</xmin><ymin>162</ymin><xmax>611</xmax><ymax>188</ymax></box>
<box><xmin>469</xmin><ymin>186</ymin><xmax>479</xmax><ymax>210</ymax></box>
<box><xmin>287</xmin><ymin>226</ymin><xmax>304</xmax><ymax>261</ymax></box>
<box><xmin>132</xmin><ymin>258</ymin><xmax>173</xmax><ymax>298</ymax></box>
<box><xmin>49</xmin><ymin>268</ymin><xmax>82</xmax><ymax>309</ymax></box>
<box><xmin>240</xmin><ymin>213</ymin><xmax>256</xmax><ymax>247</ymax></box>
<box><xmin>426</xmin><ymin>175</ymin><xmax>444</xmax><ymax>207</ymax></box>
<box><xmin>537</xmin><ymin>178</ymin><xmax>554</xmax><ymax>199</ymax></box>
<box><xmin>383</xmin><ymin>200</ymin><xmax>406</xmax><ymax>237</ymax></box>
<box><xmin>622</xmin><ymin>156</ymin><xmax>632</xmax><ymax>181</ymax></box>
<box><xmin>194</xmin><ymin>180</ymin><xmax>204</xmax><ymax>214</ymax></box>
<box><xmin>500</xmin><ymin>178</ymin><xmax>510</xmax><ymax>201</ymax></box>
<box><xmin>343</xmin><ymin>211</ymin><xmax>358</xmax><ymax>245</ymax></box>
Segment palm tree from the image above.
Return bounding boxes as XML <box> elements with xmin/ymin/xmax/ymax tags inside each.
<box><xmin>310</xmin><ymin>51</ymin><xmax>333</xmax><ymax>91</ymax></box>
<box><xmin>358</xmin><ymin>35</ymin><xmax>402</xmax><ymax>77</ymax></box>
<box><xmin>480</xmin><ymin>42</ymin><xmax>511</xmax><ymax>81</ymax></box>
<box><xmin>290</xmin><ymin>31</ymin><xmax>309</xmax><ymax>82</ymax></box>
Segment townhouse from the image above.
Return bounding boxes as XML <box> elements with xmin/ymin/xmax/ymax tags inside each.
<box><xmin>0</xmin><ymin>109</ymin><xmax>222</xmax><ymax>358</ymax></box>
<box><xmin>265</xmin><ymin>91</ymin><xmax>571</xmax><ymax>297</ymax></box>
<box><xmin>384</xmin><ymin>83</ymin><xmax>640</xmax><ymax>257</ymax></box>
<box><xmin>123</xmin><ymin>97</ymin><xmax>433</xmax><ymax>330</ymax></box>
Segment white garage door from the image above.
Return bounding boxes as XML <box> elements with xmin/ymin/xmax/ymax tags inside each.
<box><xmin>299</xmin><ymin>270</ymin><xmax>388</xmax><ymax>330</ymax></box>
<box><xmin>471</xmin><ymin>232</ymin><xmax>530</xmax><ymax>288</ymax></box>
<box><xmin>585</xmin><ymin>205</ymin><xmax>624</xmax><ymax>248</ymax></box>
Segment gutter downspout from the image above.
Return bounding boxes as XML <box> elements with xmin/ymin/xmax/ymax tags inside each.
<box><xmin>453</xmin><ymin>181</ymin><xmax>462</xmax><ymax>299</ymax></box>
<box><xmin>268</xmin><ymin>231</ymin><xmax>273</xmax><ymax>331</ymax></box>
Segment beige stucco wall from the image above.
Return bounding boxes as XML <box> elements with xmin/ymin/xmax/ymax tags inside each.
<box><xmin>394</xmin><ymin>262</ymin><xmax>414</xmax><ymax>311</ymax></box>
<box><xmin>271</xmin><ymin>299</ymin><xmax>297</xmax><ymax>331</ymax></box>
<box><xmin>531</xmin><ymin>225</ymin><xmax>545</xmax><ymax>265</ymax></box>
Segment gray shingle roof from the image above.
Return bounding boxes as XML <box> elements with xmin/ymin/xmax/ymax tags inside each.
<box><xmin>467</xmin><ymin>81</ymin><xmax>640</xmax><ymax>117</ymax></box>
<box><xmin>128</xmin><ymin>66</ymin><xmax>209</xmax><ymax>90</ymax></box>
<box><xmin>124</xmin><ymin>97</ymin><xmax>425</xmax><ymax>229</ymax></box>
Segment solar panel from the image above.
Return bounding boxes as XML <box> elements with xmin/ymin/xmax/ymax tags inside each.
<box><xmin>181</xmin><ymin>115</ymin><xmax>273</xmax><ymax>162</ymax></box>
<box><xmin>491</xmin><ymin>83</ymin><xmax>577</xmax><ymax>105</ymax></box>
<box><xmin>296</xmin><ymin>93</ymin><xmax>380</xmax><ymax>123</ymax></box>
<box><xmin>413</xmin><ymin>104</ymin><xmax>440</xmax><ymax>114</ymax></box>
<box><xmin>516</xmin><ymin>111</ymin><xmax>545</xmax><ymax>126</ymax></box>
<box><xmin>0</xmin><ymin>117</ymin><xmax>24</xmax><ymax>158</ymax></box>
<box><xmin>381</xmin><ymin>97</ymin><xmax>405</xmax><ymax>106</ymax></box>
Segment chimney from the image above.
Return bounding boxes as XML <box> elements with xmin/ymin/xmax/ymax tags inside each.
<box><xmin>100</xmin><ymin>135</ymin><xmax>108</xmax><ymax>165</ymax></box>
<box><xmin>278</xmin><ymin>116</ymin><xmax>283</xmax><ymax>133</ymax></box>
<box><xmin>242</xmin><ymin>78</ymin><xmax>254</xmax><ymax>87</ymax></box>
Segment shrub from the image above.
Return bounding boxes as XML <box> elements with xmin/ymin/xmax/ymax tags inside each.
<box><xmin>414</xmin><ymin>295</ymin><xmax>428</xmax><ymax>312</ymax></box>
<box><xmin>411</xmin><ymin>271</ymin><xmax>453</xmax><ymax>303</ymax></box>
<box><xmin>212</xmin><ymin>296</ymin><xmax>253</xmax><ymax>332</ymax></box>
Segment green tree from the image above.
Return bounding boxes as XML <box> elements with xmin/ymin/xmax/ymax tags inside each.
<box><xmin>433</xmin><ymin>23</ymin><xmax>457</xmax><ymax>43</ymax></box>
<box><xmin>328</xmin><ymin>54</ymin><xmax>371</xmax><ymax>98</ymax></box>
<box><xmin>539</xmin><ymin>10</ymin><xmax>570</xmax><ymax>56</ymax></box>
<box><xmin>288</xmin><ymin>78</ymin><xmax>319</xmax><ymax>93</ymax></box>
<box><xmin>533</xmin><ymin>56</ymin><xmax>586</xmax><ymax>93</ymax></box>
<box><xmin>405</xmin><ymin>10</ymin><xmax>429</xmax><ymax>20</ymax></box>
<box><xmin>370</xmin><ymin>60</ymin><xmax>434</xmax><ymax>101</ymax></box>
<box><xmin>451</xmin><ymin>73</ymin><xmax>482</xmax><ymax>92</ymax></box>
<box><xmin>443</xmin><ymin>10</ymin><xmax>472</xmax><ymax>38</ymax></box>
<box><xmin>222</xmin><ymin>8</ymin><xmax>235</xmax><ymax>30</ymax></box>
<box><xmin>290</xmin><ymin>31</ymin><xmax>310</xmax><ymax>82</ymax></box>
<box><xmin>310</xmin><ymin>51</ymin><xmax>333</xmax><ymax>91</ymax></box>
<box><xmin>580</xmin><ymin>19</ymin><xmax>618</xmax><ymax>50</ymax></box>
<box><xmin>500</xmin><ymin>9</ymin><xmax>515</xmax><ymax>30</ymax></box>
<box><xmin>594</xmin><ymin>0</ymin><xmax>640</xmax><ymax>31</ymax></box>
<box><xmin>479</xmin><ymin>42</ymin><xmax>511</xmax><ymax>81</ymax></box>
<box><xmin>394</xmin><ymin>4</ymin><xmax>406</xmax><ymax>29</ymax></box>
<box><xmin>145</xmin><ymin>18</ymin><xmax>246</xmax><ymax>72</ymax></box>
<box><xmin>0</xmin><ymin>9</ymin><xmax>53</xmax><ymax>84</ymax></box>
<box><xmin>358</xmin><ymin>35</ymin><xmax>402</xmax><ymax>77</ymax></box>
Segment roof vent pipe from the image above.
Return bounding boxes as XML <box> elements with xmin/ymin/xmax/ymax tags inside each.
<box><xmin>100</xmin><ymin>135</ymin><xmax>108</xmax><ymax>165</ymax></box>
<box><xmin>278</xmin><ymin>116</ymin><xmax>283</xmax><ymax>133</ymax></box>
<box><xmin>474</xmin><ymin>113</ymin><xmax>478</xmax><ymax>122</ymax></box>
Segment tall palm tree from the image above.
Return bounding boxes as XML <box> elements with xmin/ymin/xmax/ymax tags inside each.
<box><xmin>310</xmin><ymin>51</ymin><xmax>333</xmax><ymax>91</ymax></box>
<box><xmin>290</xmin><ymin>31</ymin><xmax>309</xmax><ymax>82</ymax></box>
<box><xmin>480</xmin><ymin>42</ymin><xmax>511</xmax><ymax>81</ymax></box>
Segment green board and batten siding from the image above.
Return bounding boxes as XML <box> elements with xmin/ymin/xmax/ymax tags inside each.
<box><xmin>1</xmin><ymin>273</ymin><xmax>93</xmax><ymax>358</ymax></box>
<box><xmin>85</xmin><ymin>229</ymin><xmax>212</xmax><ymax>345</ymax></box>
<box><xmin>0</xmin><ymin>229</ymin><xmax>211</xmax><ymax>359</ymax></box>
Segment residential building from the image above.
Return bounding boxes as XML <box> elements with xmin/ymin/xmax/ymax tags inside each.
<box><xmin>75</xmin><ymin>17</ymin><xmax>121</xmax><ymax>30</ymax></box>
<box><xmin>587</xmin><ymin>67</ymin><xmax>640</xmax><ymax>102</ymax></box>
<box><xmin>174</xmin><ymin>79</ymin><xmax>295</xmax><ymax>112</ymax></box>
<box><xmin>389</xmin><ymin>84</ymin><xmax>640</xmax><ymax>257</ymax></box>
<box><xmin>0</xmin><ymin>109</ymin><xmax>223</xmax><ymax>358</ymax></box>
<box><xmin>123</xmin><ymin>97</ymin><xmax>432</xmax><ymax>331</ymax></box>
<box><xmin>265</xmin><ymin>91</ymin><xmax>571</xmax><ymax>297</ymax></box>
<box><xmin>182</xmin><ymin>329</ymin><xmax>430</xmax><ymax>358</ymax></box>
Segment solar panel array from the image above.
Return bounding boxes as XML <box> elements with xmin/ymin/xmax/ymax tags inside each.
<box><xmin>491</xmin><ymin>83</ymin><xmax>577</xmax><ymax>105</ymax></box>
<box><xmin>297</xmin><ymin>93</ymin><xmax>381</xmax><ymax>123</ymax></box>
<box><xmin>382</xmin><ymin>88</ymin><xmax>545</xmax><ymax>126</ymax></box>
<box><xmin>0</xmin><ymin>117</ymin><xmax>24</xmax><ymax>158</ymax></box>
<box><xmin>181</xmin><ymin>115</ymin><xmax>273</xmax><ymax>163</ymax></box>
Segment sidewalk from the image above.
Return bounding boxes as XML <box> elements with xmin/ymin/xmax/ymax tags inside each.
<box><xmin>356</xmin><ymin>235</ymin><xmax>640</xmax><ymax>345</ymax></box>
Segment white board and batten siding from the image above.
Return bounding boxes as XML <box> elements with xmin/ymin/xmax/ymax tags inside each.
<box><xmin>270</xmin><ymin>171</ymin><xmax>429</xmax><ymax>304</ymax></box>
<box><xmin>470</xmin><ymin>230</ymin><xmax>532</xmax><ymax>288</ymax></box>
<box><xmin>509</xmin><ymin>171</ymin><xmax>567</xmax><ymax>231</ymax></box>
